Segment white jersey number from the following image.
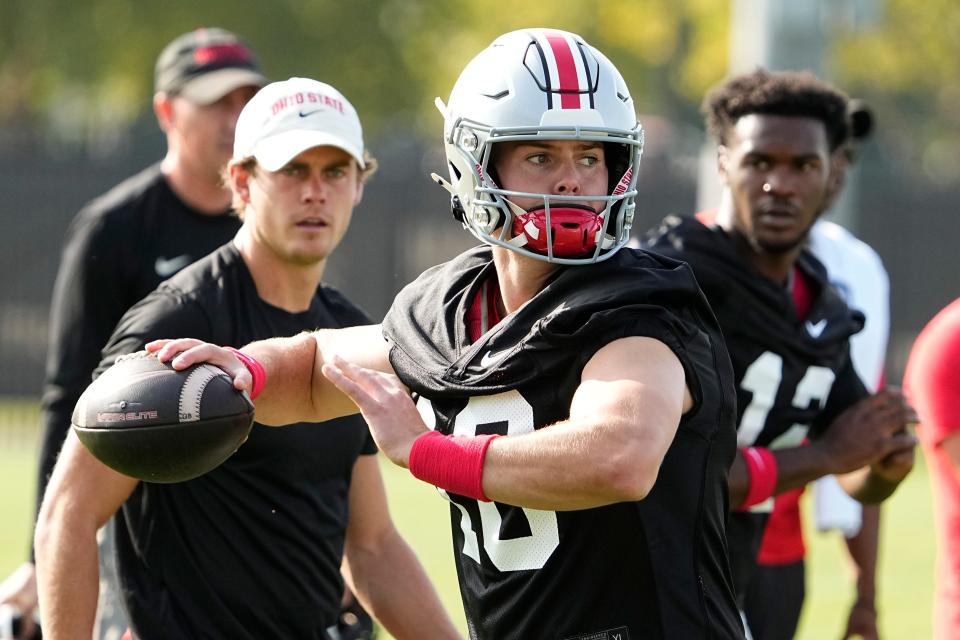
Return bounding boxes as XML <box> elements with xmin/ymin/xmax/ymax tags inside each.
<box><xmin>735</xmin><ymin>351</ymin><xmax>836</xmax><ymax>511</ymax></box>
<box><xmin>737</xmin><ymin>351</ymin><xmax>837</xmax><ymax>448</ymax></box>
<box><xmin>416</xmin><ymin>391</ymin><xmax>560</xmax><ymax>572</ymax></box>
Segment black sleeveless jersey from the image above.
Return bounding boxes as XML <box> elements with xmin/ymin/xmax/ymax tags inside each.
<box><xmin>645</xmin><ymin>215</ymin><xmax>869</xmax><ymax>597</ymax></box>
<box><xmin>383</xmin><ymin>246</ymin><xmax>744</xmax><ymax>640</ymax></box>
<box><xmin>99</xmin><ymin>243</ymin><xmax>376</xmax><ymax>639</ymax></box>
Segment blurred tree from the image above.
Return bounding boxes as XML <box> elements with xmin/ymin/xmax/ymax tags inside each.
<box><xmin>0</xmin><ymin>0</ymin><xmax>728</xmax><ymax>146</ymax></box>
<box><xmin>0</xmin><ymin>0</ymin><xmax>957</xmax><ymax>177</ymax></box>
<box><xmin>833</xmin><ymin>0</ymin><xmax>960</xmax><ymax>184</ymax></box>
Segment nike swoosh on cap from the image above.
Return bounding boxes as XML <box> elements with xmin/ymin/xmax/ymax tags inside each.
<box><xmin>155</xmin><ymin>255</ymin><xmax>191</xmax><ymax>277</ymax></box>
<box><xmin>299</xmin><ymin>109</ymin><xmax>322</xmax><ymax>118</ymax></box>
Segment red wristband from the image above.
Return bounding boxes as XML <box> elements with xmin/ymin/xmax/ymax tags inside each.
<box><xmin>408</xmin><ymin>430</ymin><xmax>498</xmax><ymax>502</ymax></box>
<box><xmin>739</xmin><ymin>446</ymin><xmax>778</xmax><ymax>510</ymax></box>
<box><xmin>224</xmin><ymin>347</ymin><xmax>266</xmax><ymax>400</ymax></box>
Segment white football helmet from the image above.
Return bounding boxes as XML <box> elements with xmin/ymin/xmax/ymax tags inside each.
<box><xmin>433</xmin><ymin>28</ymin><xmax>644</xmax><ymax>264</ymax></box>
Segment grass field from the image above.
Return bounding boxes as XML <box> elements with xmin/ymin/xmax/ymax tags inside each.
<box><xmin>1</xmin><ymin>415</ymin><xmax>935</xmax><ymax>639</ymax></box>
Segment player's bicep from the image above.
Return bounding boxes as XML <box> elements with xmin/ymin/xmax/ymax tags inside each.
<box><xmin>571</xmin><ymin>336</ymin><xmax>689</xmax><ymax>448</ymax></box>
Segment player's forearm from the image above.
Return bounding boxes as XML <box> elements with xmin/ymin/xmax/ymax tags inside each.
<box><xmin>728</xmin><ymin>444</ymin><xmax>833</xmax><ymax>507</ymax></box>
<box><xmin>34</xmin><ymin>515</ymin><xmax>99</xmax><ymax>639</ymax></box>
<box><xmin>32</xmin><ymin>411</ymin><xmax>75</xmax><ymax>561</ymax></box>
<box><xmin>246</xmin><ymin>327</ymin><xmax>387</xmax><ymax>426</ymax></box>
<box><xmin>845</xmin><ymin>505</ymin><xmax>880</xmax><ymax>603</ymax></box>
<box><xmin>482</xmin><ymin>415</ymin><xmax>668</xmax><ymax>511</ymax></box>
<box><xmin>838</xmin><ymin>466</ymin><xmax>906</xmax><ymax>504</ymax></box>
<box><xmin>345</xmin><ymin>532</ymin><xmax>461</xmax><ymax>640</ymax></box>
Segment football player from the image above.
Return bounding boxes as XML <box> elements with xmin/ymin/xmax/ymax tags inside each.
<box><xmin>150</xmin><ymin>29</ymin><xmax>745</xmax><ymax>639</ymax></box>
<box><xmin>644</xmin><ymin>69</ymin><xmax>916</xmax><ymax>638</ymax></box>
<box><xmin>34</xmin><ymin>78</ymin><xmax>458</xmax><ymax>640</ymax></box>
<box><xmin>744</xmin><ymin>101</ymin><xmax>890</xmax><ymax>640</ymax></box>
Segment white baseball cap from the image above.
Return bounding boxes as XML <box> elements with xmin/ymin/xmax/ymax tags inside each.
<box><xmin>233</xmin><ymin>77</ymin><xmax>365</xmax><ymax>171</ymax></box>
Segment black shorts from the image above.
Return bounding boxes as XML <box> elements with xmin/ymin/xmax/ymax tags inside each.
<box><xmin>743</xmin><ymin>559</ymin><xmax>805</xmax><ymax>640</ymax></box>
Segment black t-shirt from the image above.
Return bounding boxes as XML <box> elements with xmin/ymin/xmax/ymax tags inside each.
<box><xmin>645</xmin><ymin>214</ymin><xmax>869</xmax><ymax>598</ymax></box>
<box><xmin>36</xmin><ymin>164</ymin><xmax>241</xmax><ymax>536</ymax></box>
<box><xmin>98</xmin><ymin>243</ymin><xmax>376</xmax><ymax>639</ymax></box>
<box><xmin>383</xmin><ymin>245</ymin><xmax>744</xmax><ymax>640</ymax></box>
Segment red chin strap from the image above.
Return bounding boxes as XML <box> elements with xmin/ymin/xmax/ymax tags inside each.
<box><xmin>511</xmin><ymin>205</ymin><xmax>604</xmax><ymax>257</ymax></box>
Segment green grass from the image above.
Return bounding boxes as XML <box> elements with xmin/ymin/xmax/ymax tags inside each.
<box><xmin>796</xmin><ymin>454</ymin><xmax>936</xmax><ymax>639</ymax></box>
<box><xmin>2</xmin><ymin>417</ymin><xmax>934</xmax><ymax>639</ymax></box>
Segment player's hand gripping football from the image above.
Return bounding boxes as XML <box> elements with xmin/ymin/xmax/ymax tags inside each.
<box><xmin>322</xmin><ymin>355</ymin><xmax>427</xmax><ymax>468</ymax></box>
<box><xmin>147</xmin><ymin>339</ymin><xmax>253</xmax><ymax>393</ymax></box>
<box><xmin>815</xmin><ymin>388</ymin><xmax>917</xmax><ymax>477</ymax></box>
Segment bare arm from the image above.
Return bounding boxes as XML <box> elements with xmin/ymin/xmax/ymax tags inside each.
<box><xmin>149</xmin><ymin>324</ymin><xmax>392</xmax><ymax>426</ymax></box>
<box><xmin>342</xmin><ymin>456</ymin><xmax>461</xmax><ymax>640</ymax></box>
<box><xmin>34</xmin><ymin>432</ymin><xmax>138</xmax><ymax>639</ymax></box>
<box><xmin>842</xmin><ymin>505</ymin><xmax>880</xmax><ymax>640</ymax></box>
<box><xmin>324</xmin><ymin>336</ymin><xmax>692</xmax><ymax>511</ymax></box>
<box><xmin>481</xmin><ymin>336</ymin><xmax>689</xmax><ymax>509</ymax></box>
<box><xmin>727</xmin><ymin>389</ymin><xmax>917</xmax><ymax>507</ymax></box>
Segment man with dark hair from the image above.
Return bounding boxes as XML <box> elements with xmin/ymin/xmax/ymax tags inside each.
<box><xmin>148</xmin><ymin>28</ymin><xmax>745</xmax><ymax>640</ymax></box>
<box><xmin>0</xmin><ymin>27</ymin><xmax>265</xmax><ymax>639</ymax></box>
<box><xmin>748</xmin><ymin>100</ymin><xmax>888</xmax><ymax>640</ymax></box>
<box><xmin>35</xmin><ymin>77</ymin><xmax>459</xmax><ymax>640</ymax></box>
<box><xmin>645</xmin><ymin>69</ymin><xmax>916</xmax><ymax>639</ymax></box>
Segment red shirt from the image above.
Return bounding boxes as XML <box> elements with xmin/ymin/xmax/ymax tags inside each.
<box><xmin>904</xmin><ymin>297</ymin><xmax>960</xmax><ymax>639</ymax></box>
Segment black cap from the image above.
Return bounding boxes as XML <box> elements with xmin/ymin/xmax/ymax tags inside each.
<box><xmin>155</xmin><ymin>28</ymin><xmax>267</xmax><ymax>104</ymax></box>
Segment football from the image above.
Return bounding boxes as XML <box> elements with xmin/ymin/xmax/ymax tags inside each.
<box><xmin>72</xmin><ymin>350</ymin><xmax>254</xmax><ymax>483</ymax></box>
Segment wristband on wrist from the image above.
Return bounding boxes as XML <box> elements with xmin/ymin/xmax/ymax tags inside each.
<box><xmin>408</xmin><ymin>430</ymin><xmax>498</xmax><ymax>502</ymax></box>
<box><xmin>739</xmin><ymin>446</ymin><xmax>778</xmax><ymax>509</ymax></box>
<box><xmin>224</xmin><ymin>347</ymin><xmax>266</xmax><ymax>400</ymax></box>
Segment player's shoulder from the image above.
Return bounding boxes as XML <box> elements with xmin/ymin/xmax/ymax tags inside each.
<box><xmin>643</xmin><ymin>213</ymin><xmax>717</xmax><ymax>254</ymax></box>
<box><xmin>153</xmin><ymin>242</ymin><xmax>242</xmax><ymax>306</ymax></box>
<box><xmin>642</xmin><ymin>212</ymin><xmax>737</xmax><ymax>277</ymax></box>
<box><xmin>106</xmin><ymin>245</ymin><xmax>240</xmax><ymax>353</ymax></box>
<box><xmin>65</xmin><ymin>164</ymin><xmax>166</xmax><ymax>244</ymax></box>
<box><xmin>316</xmin><ymin>283</ymin><xmax>374</xmax><ymax>327</ymax></box>
<box><xmin>76</xmin><ymin>163</ymin><xmax>166</xmax><ymax>224</ymax></box>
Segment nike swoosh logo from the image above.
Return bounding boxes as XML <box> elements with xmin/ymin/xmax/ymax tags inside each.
<box><xmin>805</xmin><ymin>319</ymin><xmax>828</xmax><ymax>338</ymax></box>
<box><xmin>155</xmin><ymin>255</ymin><xmax>191</xmax><ymax>277</ymax></box>
<box><xmin>479</xmin><ymin>348</ymin><xmax>512</xmax><ymax>368</ymax></box>
<box><xmin>299</xmin><ymin>109</ymin><xmax>322</xmax><ymax>118</ymax></box>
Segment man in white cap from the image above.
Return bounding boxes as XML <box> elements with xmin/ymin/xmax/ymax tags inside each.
<box><xmin>34</xmin><ymin>77</ymin><xmax>461</xmax><ymax>640</ymax></box>
<box><xmin>0</xmin><ymin>27</ymin><xmax>266</xmax><ymax>639</ymax></box>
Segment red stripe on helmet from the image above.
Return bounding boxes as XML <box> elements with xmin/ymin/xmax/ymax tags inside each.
<box><xmin>545</xmin><ymin>33</ymin><xmax>580</xmax><ymax>109</ymax></box>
